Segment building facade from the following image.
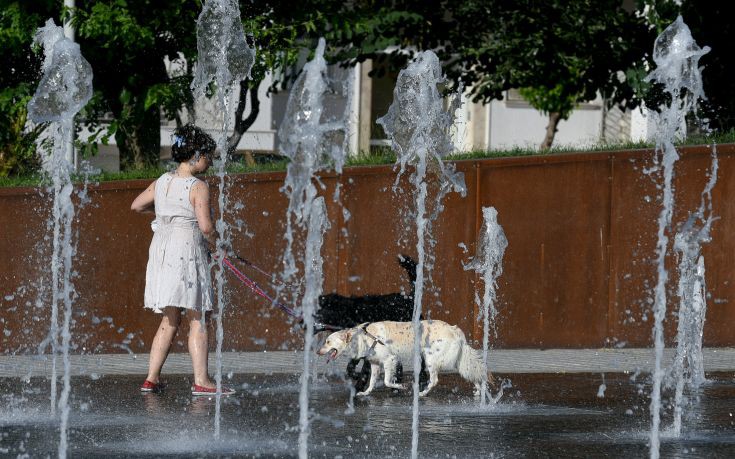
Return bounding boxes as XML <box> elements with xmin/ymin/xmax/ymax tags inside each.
<box><xmin>81</xmin><ymin>59</ymin><xmax>652</xmax><ymax>172</ymax></box>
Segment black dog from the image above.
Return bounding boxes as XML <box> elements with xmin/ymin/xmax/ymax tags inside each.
<box><xmin>315</xmin><ymin>255</ymin><xmax>417</xmax><ymax>331</ymax></box>
<box><xmin>315</xmin><ymin>255</ymin><xmax>429</xmax><ymax>392</ymax></box>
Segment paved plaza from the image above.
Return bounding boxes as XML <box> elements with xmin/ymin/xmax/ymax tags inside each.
<box><xmin>3</xmin><ymin>348</ymin><xmax>735</xmax><ymax>377</ymax></box>
<box><xmin>1</xmin><ymin>349</ymin><xmax>735</xmax><ymax>457</ymax></box>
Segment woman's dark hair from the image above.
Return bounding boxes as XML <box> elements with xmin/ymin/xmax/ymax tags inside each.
<box><xmin>171</xmin><ymin>124</ymin><xmax>216</xmax><ymax>163</ymax></box>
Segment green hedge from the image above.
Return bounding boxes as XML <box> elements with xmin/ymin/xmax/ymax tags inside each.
<box><xmin>2</xmin><ymin>131</ymin><xmax>733</xmax><ymax>189</ymax></box>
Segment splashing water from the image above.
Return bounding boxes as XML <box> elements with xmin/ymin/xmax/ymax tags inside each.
<box><xmin>27</xmin><ymin>18</ymin><xmax>93</xmax><ymax>459</ymax></box>
<box><xmin>27</xmin><ymin>21</ymin><xmax>93</xmax><ymax>124</ymax></box>
<box><xmin>276</xmin><ymin>38</ymin><xmax>347</xmax><ymax>458</ymax></box>
<box><xmin>298</xmin><ymin>197</ymin><xmax>329</xmax><ymax>459</ymax></box>
<box><xmin>644</xmin><ymin>15</ymin><xmax>710</xmax><ymax>459</ymax></box>
<box><xmin>671</xmin><ymin>146</ymin><xmax>718</xmax><ymax>436</ymax></box>
<box><xmin>464</xmin><ymin>207</ymin><xmax>507</xmax><ymax>406</ymax></box>
<box><xmin>191</xmin><ymin>0</ymin><xmax>255</xmax><ymax>439</ymax></box>
<box><xmin>377</xmin><ymin>50</ymin><xmax>466</xmax><ymax>459</ymax></box>
<box><xmin>191</xmin><ymin>0</ymin><xmax>255</xmax><ymax>102</ymax></box>
<box><xmin>278</xmin><ymin>40</ymin><xmax>330</xmax><ymax>293</ymax></box>
<box><xmin>279</xmin><ymin>38</ymin><xmax>347</xmax><ymax>290</ymax></box>
<box><xmin>597</xmin><ymin>374</ymin><xmax>607</xmax><ymax>398</ymax></box>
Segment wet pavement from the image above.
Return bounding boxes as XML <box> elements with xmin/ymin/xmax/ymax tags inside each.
<box><xmin>2</xmin><ymin>371</ymin><xmax>735</xmax><ymax>458</ymax></box>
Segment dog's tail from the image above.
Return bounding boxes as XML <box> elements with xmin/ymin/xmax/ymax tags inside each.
<box><xmin>457</xmin><ymin>342</ymin><xmax>491</xmax><ymax>385</ymax></box>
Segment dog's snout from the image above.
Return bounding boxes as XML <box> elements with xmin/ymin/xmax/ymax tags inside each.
<box><xmin>317</xmin><ymin>339</ymin><xmax>334</xmax><ymax>355</ymax></box>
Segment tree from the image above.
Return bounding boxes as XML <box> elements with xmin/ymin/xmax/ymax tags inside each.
<box><xmin>3</xmin><ymin>0</ymin><xmax>659</xmax><ymax>171</ymax></box>
<box><xmin>519</xmin><ymin>84</ymin><xmax>580</xmax><ymax>150</ymax></box>
<box><xmin>73</xmin><ymin>0</ymin><xmax>201</xmax><ymax>169</ymax></box>
<box><xmin>71</xmin><ymin>0</ymin><xmax>338</xmax><ymax>167</ymax></box>
<box><xmin>647</xmin><ymin>1</ymin><xmax>735</xmax><ymax>133</ymax></box>
<box><xmin>328</xmin><ymin>0</ymin><xmax>654</xmax><ymax>149</ymax></box>
<box><xmin>1</xmin><ymin>0</ymin><xmax>345</xmax><ymax>172</ymax></box>
<box><xmin>489</xmin><ymin>1</ymin><xmax>655</xmax><ymax>149</ymax></box>
<box><xmin>227</xmin><ymin>2</ymin><xmax>331</xmax><ymax>155</ymax></box>
<box><xmin>0</xmin><ymin>1</ymin><xmax>55</xmax><ymax>176</ymax></box>
<box><xmin>0</xmin><ymin>0</ymin><xmax>196</xmax><ymax>172</ymax></box>
<box><xmin>191</xmin><ymin>0</ymin><xmax>368</xmax><ymax>158</ymax></box>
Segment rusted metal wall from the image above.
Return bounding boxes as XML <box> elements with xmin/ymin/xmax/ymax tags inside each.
<box><xmin>1</xmin><ymin>144</ymin><xmax>733</xmax><ymax>354</ymax></box>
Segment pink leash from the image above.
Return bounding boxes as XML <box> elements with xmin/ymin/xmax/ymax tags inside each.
<box><xmin>219</xmin><ymin>256</ymin><xmax>299</xmax><ymax>318</ymax></box>
<box><xmin>219</xmin><ymin>255</ymin><xmax>341</xmax><ymax>331</ymax></box>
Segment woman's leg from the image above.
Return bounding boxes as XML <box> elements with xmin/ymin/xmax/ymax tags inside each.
<box><xmin>187</xmin><ymin>310</ymin><xmax>214</xmax><ymax>388</ymax></box>
<box><xmin>145</xmin><ymin>307</ymin><xmax>182</xmax><ymax>383</ymax></box>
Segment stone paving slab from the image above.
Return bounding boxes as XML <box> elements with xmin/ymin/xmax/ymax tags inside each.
<box><xmin>2</xmin><ymin>348</ymin><xmax>734</xmax><ymax>378</ymax></box>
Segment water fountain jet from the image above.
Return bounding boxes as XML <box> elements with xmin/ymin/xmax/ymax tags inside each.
<box><xmin>377</xmin><ymin>50</ymin><xmax>466</xmax><ymax>459</ymax></box>
<box><xmin>27</xmin><ymin>17</ymin><xmax>93</xmax><ymax>459</ymax></box>
<box><xmin>644</xmin><ymin>15</ymin><xmax>710</xmax><ymax>459</ymax></box>
<box><xmin>464</xmin><ymin>206</ymin><xmax>507</xmax><ymax>406</ymax></box>
<box><xmin>276</xmin><ymin>38</ymin><xmax>348</xmax><ymax>458</ymax></box>
<box><xmin>191</xmin><ymin>0</ymin><xmax>255</xmax><ymax>438</ymax></box>
<box><xmin>671</xmin><ymin>146</ymin><xmax>718</xmax><ymax>436</ymax></box>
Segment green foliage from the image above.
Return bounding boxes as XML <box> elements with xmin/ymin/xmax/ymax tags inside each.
<box><xmin>347</xmin><ymin>148</ymin><xmax>397</xmax><ymax>166</ymax></box>
<box><xmin>519</xmin><ymin>84</ymin><xmax>579</xmax><ymax>120</ymax></box>
<box><xmin>143</xmin><ymin>77</ymin><xmax>191</xmax><ymax>118</ymax></box>
<box><xmin>324</xmin><ymin>4</ymin><xmax>428</xmax><ymax>78</ymax></box>
<box><xmin>0</xmin><ymin>1</ymin><xmax>56</xmax><ymax>177</ymax></box>
<box><xmin>4</xmin><ymin>129</ymin><xmax>735</xmax><ymax>188</ymax></box>
<box><xmin>328</xmin><ymin>0</ymin><xmax>655</xmax><ymax>148</ymax></box>
<box><xmin>0</xmin><ymin>0</ymin><xmax>344</xmax><ymax>173</ymax></box>
<box><xmin>67</xmin><ymin>1</ymin><xmax>349</xmax><ymax>168</ymax></box>
<box><xmin>449</xmin><ymin>1</ymin><xmax>653</xmax><ymax>110</ymax></box>
<box><xmin>677</xmin><ymin>2</ymin><xmax>735</xmax><ymax>133</ymax></box>
<box><xmin>76</xmin><ymin>0</ymin><xmax>156</xmax><ymax>52</ymax></box>
<box><xmin>6</xmin><ymin>0</ymin><xmax>727</xmax><ymax>170</ymax></box>
<box><xmin>626</xmin><ymin>1</ymin><xmax>735</xmax><ymax>133</ymax></box>
<box><xmin>637</xmin><ymin>0</ymin><xmax>681</xmax><ymax>33</ymax></box>
<box><xmin>84</xmin><ymin>165</ymin><xmax>168</xmax><ymax>183</ymax></box>
<box><xmin>0</xmin><ymin>86</ymin><xmax>45</xmax><ymax>177</ymax></box>
<box><xmin>240</xmin><ymin>3</ymin><xmax>337</xmax><ymax>92</ymax></box>
<box><xmin>72</xmin><ymin>0</ymin><xmax>201</xmax><ymax>169</ymax></box>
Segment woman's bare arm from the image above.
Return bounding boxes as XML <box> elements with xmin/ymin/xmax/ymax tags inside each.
<box><xmin>190</xmin><ymin>180</ymin><xmax>216</xmax><ymax>245</ymax></box>
<box><xmin>131</xmin><ymin>181</ymin><xmax>156</xmax><ymax>213</ymax></box>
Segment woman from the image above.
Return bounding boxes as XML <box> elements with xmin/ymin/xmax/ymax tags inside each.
<box><xmin>131</xmin><ymin>124</ymin><xmax>234</xmax><ymax>396</ymax></box>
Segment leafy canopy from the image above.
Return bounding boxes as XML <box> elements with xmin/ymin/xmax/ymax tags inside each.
<box><xmin>0</xmin><ymin>1</ymin><xmax>56</xmax><ymax>176</ymax></box>
<box><xmin>326</xmin><ymin>0</ymin><xmax>655</xmax><ymax>147</ymax></box>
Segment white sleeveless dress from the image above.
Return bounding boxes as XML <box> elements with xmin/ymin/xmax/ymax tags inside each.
<box><xmin>144</xmin><ymin>173</ymin><xmax>213</xmax><ymax>313</ymax></box>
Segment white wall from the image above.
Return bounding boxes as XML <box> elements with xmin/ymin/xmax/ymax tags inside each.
<box><xmin>487</xmin><ymin>97</ymin><xmax>604</xmax><ymax>150</ymax></box>
<box><xmin>630</xmin><ymin>105</ymin><xmax>654</xmax><ymax>142</ymax></box>
<box><xmin>75</xmin><ymin>60</ymin><xmax>641</xmax><ymax>173</ymax></box>
<box><xmin>438</xmin><ymin>89</ymin><xmax>616</xmax><ymax>153</ymax></box>
<box><xmin>162</xmin><ymin>72</ymin><xmax>277</xmax><ymax>153</ymax></box>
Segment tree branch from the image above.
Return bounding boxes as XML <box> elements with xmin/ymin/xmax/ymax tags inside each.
<box><xmin>228</xmin><ymin>78</ymin><xmax>262</xmax><ymax>153</ymax></box>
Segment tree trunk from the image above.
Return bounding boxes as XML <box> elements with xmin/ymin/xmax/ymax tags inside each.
<box><xmin>227</xmin><ymin>78</ymin><xmax>262</xmax><ymax>155</ymax></box>
<box><xmin>116</xmin><ymin>100</ymin><xmax>161</xmax><ymax>170</ymax></box>
<box><xmin>540</xmin><ymin>111</ymin><xmax>562</xmax><ymax>150</ymax></box>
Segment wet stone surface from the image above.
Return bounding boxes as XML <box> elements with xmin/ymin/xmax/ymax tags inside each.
<box><xmin>1</xmin><ymin>372</ymin><xmax>735</xmax><ymax>458</ymax></box>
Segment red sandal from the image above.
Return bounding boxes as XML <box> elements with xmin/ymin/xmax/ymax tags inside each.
<box><xmin>140</xmin><ymin>380</ymin><xmax>166</xmax><ymax>393</ymax></box>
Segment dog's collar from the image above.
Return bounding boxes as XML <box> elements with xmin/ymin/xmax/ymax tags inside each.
<box><xmin>359</xmin><ymin>323</ymin><xmax>385</xmax><ymax>351</ymax></box>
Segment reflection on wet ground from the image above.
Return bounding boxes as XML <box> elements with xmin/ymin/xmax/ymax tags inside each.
<box><xmin>1</xmin><ymin>372</ymin><xmax>734</xmax><ymax>457</ymax></box>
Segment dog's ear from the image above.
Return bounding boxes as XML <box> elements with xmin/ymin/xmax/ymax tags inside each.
<box><xmin>343</xmin><ymin>330</ymin><xmax>352</xmax><ymax>343</ymax></box>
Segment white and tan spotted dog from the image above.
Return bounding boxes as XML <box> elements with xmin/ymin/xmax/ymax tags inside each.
<box><xmin>317</xmin><ymin>320</ymin><xmax>494</xmax><ymax>396</ymax></box>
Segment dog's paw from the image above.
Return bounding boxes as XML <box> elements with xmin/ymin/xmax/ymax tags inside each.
<box><xmin>356</xmin><ymin>390</ymin><xmax>371</xmax><ymax>397</ymax></box>
<box><xmin>386</xmin><ymin>383</ymin><xmax>405</xmax><ymax>390</ymax></box>
<box><xmin>418</xmin><ymin>390</ymin><xmax>430</xmax><ymax>397</ymax></box>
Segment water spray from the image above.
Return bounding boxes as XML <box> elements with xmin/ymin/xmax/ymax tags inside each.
<box><xmin>27</xmin><ymin>18</ymin><xmax>93</xmax><ymax>459</ymax></box>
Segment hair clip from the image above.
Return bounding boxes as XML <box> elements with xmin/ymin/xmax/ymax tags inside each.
<box><xmin>172</xmin><ymin>134</ymin><xmax>185</xmax><ymax>147</ymax></box>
